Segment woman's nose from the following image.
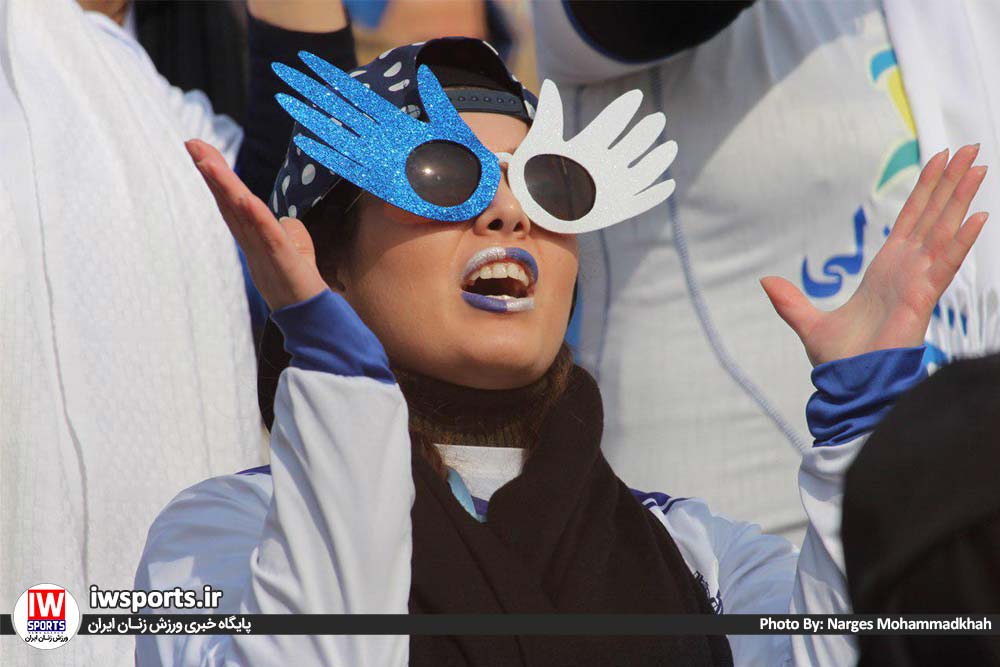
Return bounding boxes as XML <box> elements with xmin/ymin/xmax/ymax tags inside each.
<box><xmin>472</xmin><ymin>174</ymin><xmax>531</xmax><ymax>237</ymax></box>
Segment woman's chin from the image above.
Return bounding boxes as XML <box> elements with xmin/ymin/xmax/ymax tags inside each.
<box><xmin>411</xmin><ymin>334</ymin><xmax>558</xmax><ymax>390</ymax></box>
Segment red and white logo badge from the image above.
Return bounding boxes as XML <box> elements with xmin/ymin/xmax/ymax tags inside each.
<box><xmin>12</xmin><ymin>583</ymin><xmax>80</xmax><ymax>649</ymax></box>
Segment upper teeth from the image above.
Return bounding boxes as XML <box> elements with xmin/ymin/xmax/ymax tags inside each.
<box><xmin>467</xmin><ymin>261</ymin><xmax>531</xmax><ymax>288</ymax></box>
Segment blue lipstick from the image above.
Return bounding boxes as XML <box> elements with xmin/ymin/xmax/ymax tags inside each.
<box><xmin>460</xmin><ymin>246</ymin><xmax>537</xmax><ymax>313</ymax></box>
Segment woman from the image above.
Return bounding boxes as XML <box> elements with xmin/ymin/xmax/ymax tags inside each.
<box><xmin>135</xmin><ymin>38</ymin><xmax>988</xmax><ymax>667</ymax></box>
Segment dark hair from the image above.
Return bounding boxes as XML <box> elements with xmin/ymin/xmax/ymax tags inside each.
<box><xmin>302</xmin><ymin>180</ymin><xmax>364</xmax><ymax>279</ymax></box>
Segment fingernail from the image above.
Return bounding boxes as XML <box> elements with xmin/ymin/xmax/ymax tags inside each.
<box><xmin>185</xmin><ymin>139</ymin><xmax>203</xmax><ymax>160</ymax></box>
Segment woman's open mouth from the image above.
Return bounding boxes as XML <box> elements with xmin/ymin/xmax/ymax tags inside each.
<box><xmin>460</xmin><ymin>247</ymin><xmax>537</xmax><ymax>313</ymax></box>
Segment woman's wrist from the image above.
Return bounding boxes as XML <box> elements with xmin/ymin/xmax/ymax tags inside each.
<box><xmin>806</xmin><ymin>345</ymin><xmax>927</xmax><ymax>447</ymax></box>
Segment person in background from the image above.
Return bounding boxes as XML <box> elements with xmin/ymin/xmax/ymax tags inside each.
<box><xmin>80</xmin><ymin>0</ymin><xmax>249</xmax><ymax>124</ymax></box>
<box><xmin>532</xmin><ymin>0</ymin><xmax>1000</xmax><ymax>542</ymax></box>
<box><xmin>78</xmin><ymin>0</ymin><xmax>362</xmax><ymax>346</ymax></box>
<box><xmin>346</xmin><ymin>0</ymin><xmax>513</xmax><ymax>63</ymax></box>
<box><xmin>0</xmin><ymin>2</ymin><xmax>346</xmax><ymax>666</ymax></box>
<box><xmin>843</xmin><ymin>352</ymin><xmax>1000</xmax><ymax>666</ymax></box>
<box><xmin>77</xmin><ymin>0</ymin><xmax>244</xmax><ymax>165</ymax></box>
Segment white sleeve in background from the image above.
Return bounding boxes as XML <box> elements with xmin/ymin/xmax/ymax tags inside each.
<box><xmin>650</xmin><ymin>435</ymin><xmax>865</xmax><ymax>667</ymax></box>
<box><xmin>135</xmin><ymin>369</ymin><xmax>414</xmax><ymax>667</ymax></box>
<box><xmin>83</xmin><ymin>11</ymin><xmax>243</xmax><ymax>165</ymax></box>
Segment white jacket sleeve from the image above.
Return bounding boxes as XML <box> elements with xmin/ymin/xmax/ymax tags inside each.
<box><xmin>788</xmin><ymin>437</ymin><xmax>866</xmax><ymax>666</ymax></box>
<box><xmin>649</xmin><ymin>346</ymin><xmax>928</xmax><ymax>667</ymax></box>
<box><xmin>135</xmin><ymin>291</ymin><xmax>412</xmax><ymax>666</ymax></box>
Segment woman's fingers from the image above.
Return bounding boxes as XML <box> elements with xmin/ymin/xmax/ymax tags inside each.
<box><xmin>925</xmin><ymin>165</ymin><xmax>987</xmax><ymax>252</ymax></box>
<box><xmin>279</xmin><ymin>216</ymin><xmax>318</xmax><ymax>263</ymax></box>
<box><xmin>186</xmin><ymin>140</ymin><xmax>255</xmax><ymax>248</ymax></box>
<box><xmin>911</xmin><ymin>143</ymin><xmax>980</xmax><ymax>241</ymax></box>
<box><xmin>187</xmin><ymin>139</ymin><xmax>287</xmax><ymax>259</ymax></box>
<box><xmin>891</xmin><ymin>148</ymin><xmax>949</xmax><ymax>239</ymax></box>
<box><xmin>189</xmin><ymin>140</ymin><xmax>257</xmax><ymax>228</ymax></box>
<box><xmin>237</xmin><ymin>186</ymin><xmax>297</xmax><ymax>260</ymax></box>
<box><xmin>186</xmin><ymin>141</ymin><xmax>245</xmax><ymax>240</ymax></box>
<box><xmin>185</xmin><ymin>139</ymin><xmax>325</xmax><ymax>310</ymax></box>
<box><xmin>937</xmin><ymin>211</ymin><xmax>990</xmax><ymax>280</ymax></box>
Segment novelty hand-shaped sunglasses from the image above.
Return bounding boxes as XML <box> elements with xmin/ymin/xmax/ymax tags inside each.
<box><xmin>273</xmin><ymin>52</ymin><xmax>678</xmax><ymax>234</ymax></box>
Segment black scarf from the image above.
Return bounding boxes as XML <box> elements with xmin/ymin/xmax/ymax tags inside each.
<box><xmin>407</xmin><ymin>364</ymin><xmax>733</xmax><ymax>667</ymax></box>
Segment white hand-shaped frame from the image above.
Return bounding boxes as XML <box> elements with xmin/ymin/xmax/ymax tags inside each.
<box><xmin>499</xmin><ymin>80</ymin><xmax>678</xmax><ymax>234</ymax></box>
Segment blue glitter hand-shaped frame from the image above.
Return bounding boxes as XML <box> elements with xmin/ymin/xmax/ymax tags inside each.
<box><xmin>273</xmin><ymin>52</ymin><xmax>501</xmax><ymax>222</ymax></box>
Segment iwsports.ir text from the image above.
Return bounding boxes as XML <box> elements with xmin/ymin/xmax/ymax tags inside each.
<box><xmin>89</xmin><ymin>584</ymin><xmax>223</xmax><ymax>614</ymax></box>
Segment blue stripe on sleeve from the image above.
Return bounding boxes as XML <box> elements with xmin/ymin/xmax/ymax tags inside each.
<box><xmin>236</xmin><ymin>465</ymin><xmax>272</xmax><ymax>476</ymax></box>
<box><xmin>630</xmin><ymin>489</ymin><xmax>671</xmax><ymax>509</ymax></box>
<box><xmin>269</xmin><ymin>289</ymin><xmax>395</xmax><ymax>384</ymax></box>
<box><xmin>806</xmin><ymin>346</ymin><xmax>926</xmax><ymax>447</ymax></box>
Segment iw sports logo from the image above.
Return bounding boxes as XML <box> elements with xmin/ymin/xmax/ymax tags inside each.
<box><xmin>12</xmin><ymin>583</ymin><xmax>81</xmax><ymax>650</ymax></box>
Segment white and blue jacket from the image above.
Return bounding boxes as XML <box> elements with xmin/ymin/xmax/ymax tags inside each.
<box><xmin>134</xmin><ymin>290</ymin><xmax>926</xmax><ymax>667</ymax></box>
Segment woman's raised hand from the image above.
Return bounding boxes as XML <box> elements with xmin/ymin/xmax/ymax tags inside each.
<box><xmin>186</xmin><ymin>139</ymin><xmax>328</xmax><ymax>311</ymax></box>
<box><xmin>762</xmin><ymin>144</ymin><xmax>989</xmax><ymax>367</ymax></box>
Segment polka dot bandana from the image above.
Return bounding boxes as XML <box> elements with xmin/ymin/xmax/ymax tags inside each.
<box><xmin>269</xmin><ymin>37</ymin><xmax>537</xmax><ymax>224</ymax></box>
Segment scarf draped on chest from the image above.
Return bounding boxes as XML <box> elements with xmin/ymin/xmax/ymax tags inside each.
<box><xmin>400</xmin><ymin>354</ymin><xmax>734</xmax><ymax>667</ymax></box>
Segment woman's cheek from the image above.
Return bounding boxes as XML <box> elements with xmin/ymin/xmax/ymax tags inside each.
<box><xmin>380</xmin><ymin>200</ymin><xmax>430</xmax><ymax>226</ymax></box>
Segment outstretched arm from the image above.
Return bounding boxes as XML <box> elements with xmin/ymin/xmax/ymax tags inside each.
<box><xmin>762</xmin><ymin>145</ymin><xmax>988</xmax><ymax>665</ymax></box>
<box><xmin>136</xmin><ymin>141</ymin><xmax>410</xmax><ymax>667</ymax></box>
<box><xmin>678</xmin><ymin>147</ymin><xmax>989</xmax><ymax>667</ymax></box>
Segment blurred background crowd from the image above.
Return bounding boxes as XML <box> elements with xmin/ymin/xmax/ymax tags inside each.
<box><xmin>78</xmin><ymin>0</ymin><xmax>541</xmax><ymax>105</ymax></box>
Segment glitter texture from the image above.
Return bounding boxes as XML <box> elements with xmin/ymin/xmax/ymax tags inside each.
<box><xmin>273</xmin><ymin>53</ymin><xmax>500</xmax><ymax>222</ymax></box>
<box><xmin>502</xmin><ymin>80</ymin><xmax>679</xmax><ymax>234</ymax></box>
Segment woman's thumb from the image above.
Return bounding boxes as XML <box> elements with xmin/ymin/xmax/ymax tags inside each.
<box><xmin>760</xmin><ymin>276</ymin><xmax>820</xmax><ymax>342</ymax></box>
<box><xmin>278</xmin><ymin>217</ymin><xmax>316</xmax><ymax>262</ymax></box>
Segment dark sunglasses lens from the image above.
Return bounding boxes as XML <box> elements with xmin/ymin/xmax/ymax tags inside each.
<box><xmin>523</xmin><ymin>154</ymin><xmax>596</xmax><ymax>221</ymax></box>
<box><xmin>406</xmin><ymin>140</ymin><xmax>482</xmax><ymax>208</ymax></box>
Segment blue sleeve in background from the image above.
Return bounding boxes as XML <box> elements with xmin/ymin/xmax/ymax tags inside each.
<box><xmin>343</xmin><ymin>0</ymin><xmax>390</xmax><ymax>29</ymax></box>
<box><xmin>807</xmin><ymin>346</ymin><xmax>927</xmax><ymax>447</ymax></box>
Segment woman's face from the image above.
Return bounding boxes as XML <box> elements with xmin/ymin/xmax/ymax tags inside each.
<box><xmin>334</xmin><ymin>112</ymin><xmax>579</xmax><ymax>389</ymax></box>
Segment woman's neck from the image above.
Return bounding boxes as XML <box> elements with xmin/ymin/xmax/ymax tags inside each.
<box><xmin>394</xmin><ymin>345</ymin><xmax>574</xmax><ymax>450</ymax></box>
